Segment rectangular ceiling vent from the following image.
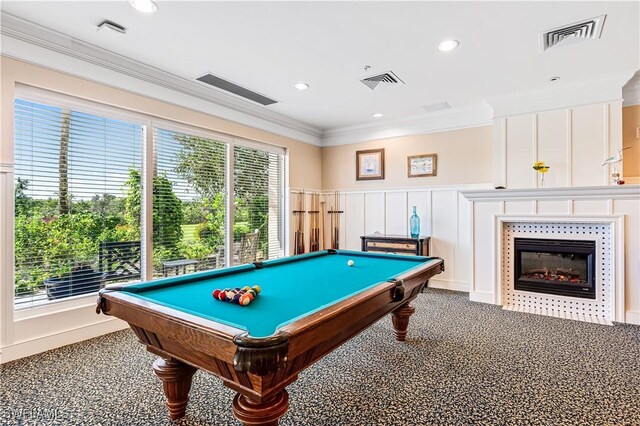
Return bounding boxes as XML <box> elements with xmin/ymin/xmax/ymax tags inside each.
<box><xmin>541</xmin><ymin>15</ymin><xmax>606</xmax><ymax>51</ymax></box>
<box><xmin>195</xmin><ymin>73</ymin><xmax>278</xmax><ymax>106</ymax></box>
<box><xmin>360</xmin><ymin>70</ymin><xmax>405</xmax><ymax>90</ymax></box>
<box><xmin>422</xmin><ymin>102</ymin><xmax>452</xmax><ymax>113</ymax></box>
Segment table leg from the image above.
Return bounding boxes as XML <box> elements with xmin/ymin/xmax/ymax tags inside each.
<box><xmin>391</xmin><ymin>304</ymin><xmax>416</xmax><ymax>342</ymax></box>
<box><xmin>232</xmin><ymin>389</ymin><xmax>289</xmax><ymax>426</ymax></box>
<box><xmin>153</xmin><ymin>357</ymin><xmax>197</xmax><ymax>420</ymax></box>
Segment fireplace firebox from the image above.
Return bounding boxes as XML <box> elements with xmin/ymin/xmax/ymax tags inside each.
<box><xmin>514</xmin><ymin>238</ymin><xmax>596</xmax><ymax>299</ymax></box>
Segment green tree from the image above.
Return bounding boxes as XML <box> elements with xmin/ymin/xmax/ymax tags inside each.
<box><xmin>15</xmin><ymin>178</ymin><xmax>31</xmax><ymax>216</ymax></box>
<box><xmin>174</xmin><ymin>135</ymin><xmax>226</xmax><ymax>198</ymax></box>
<box><xmin>124</xmin><ymin>169</ymin><xmax>183</xmax><ymax>254</ymax></box>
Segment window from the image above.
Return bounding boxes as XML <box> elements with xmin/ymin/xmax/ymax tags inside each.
<box><xmin>154</xmin><ymin>128</ymin><xmax>227</xmax><ymax>277</ymax></box>
<box><xmin>233</xmin><ymin>144</ymin><xmax>285</xmax><ymax>264</ymax></box>
<box><xmin>12</xmin><ymin>93</ymin><xmax>287</xmax><ymax>308</ymax></box>
<box><xmin>14</xmin><ymin>99</ymin><xmax>143</xmax><ymax>307</ymax></box>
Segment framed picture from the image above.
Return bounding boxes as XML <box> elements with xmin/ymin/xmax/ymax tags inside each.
<box><xmin>407</xmin><ymin>153</ymin><xmax>437</xmax><ymax>178</ymax></box>
<box><xmin>356</xmin><ymin>148</ymin><xmax>385</xmax><ymax>180</ymax></box>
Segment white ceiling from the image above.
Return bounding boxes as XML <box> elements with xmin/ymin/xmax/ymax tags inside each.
<box><xmin>1</xmin><ymin>1</ymin><xmax>639</xmax><ymax>133</ymax></box>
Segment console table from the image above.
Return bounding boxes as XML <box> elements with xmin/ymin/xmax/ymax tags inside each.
<box><xmin>360</xmin><ymin>234</ymin><xmax>430</xmax><ymax>256</ymax></box>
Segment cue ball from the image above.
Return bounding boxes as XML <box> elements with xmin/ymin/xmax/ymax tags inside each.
<box><xmin>347</xmin><ymin>260</ymin><xmax>355</xmax><ymax>267</ymax></box>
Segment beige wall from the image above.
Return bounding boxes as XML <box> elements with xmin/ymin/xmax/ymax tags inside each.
<box><xmin>0</xmin><ymin>57</ymin><xmax>322</xmax><ymax>190</ymax></box>
<box><xmin>623</xmin><ymin>105</ymin><xmax>640</xmax><ymax>178</ymax></box>
<box><xmin>321</xmin><ymin>126</ymin><xmax>493</xmax><ymax>190</ymax></box>
<box><xmin>0</xmin><ymin>56</ymin><xmax>321</xmax><ymax>363</ymax></box>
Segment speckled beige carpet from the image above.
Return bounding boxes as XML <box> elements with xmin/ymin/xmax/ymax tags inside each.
<box><xmin>2</xmin><ymin>289</ymin><xmax>639</xmax><ymax>426</ymax></box>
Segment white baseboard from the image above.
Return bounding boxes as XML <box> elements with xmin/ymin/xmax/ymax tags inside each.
<box><xmin>469</xmin><ymin>291</ymin><xmax>498</xmax><ymax>305</ymax></box>
<box><xmin>625</xmin><ymin>310</ymin><xmax>640</xmax><ymax>325</ymax></box>
<box><xmin>0</xmin><ymin>318</ymin><xmax>129</xmax><ymax>364</ymax></box>
<box><xmin>428</xmin><ymin>279</ymin><xmax>469</xmax><ymax>292</ymax></box>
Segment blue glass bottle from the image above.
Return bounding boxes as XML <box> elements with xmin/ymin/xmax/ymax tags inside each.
<box><xmin>410</xmin><ymin>206</ymin><xmax>420</xmax><ymax>238</ymax></box>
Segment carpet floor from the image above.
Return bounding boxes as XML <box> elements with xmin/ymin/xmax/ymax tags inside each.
<box><xmin>1</xmin><ymin>289</ymin><xmax>639</xmax><ymax>426</ymax></box>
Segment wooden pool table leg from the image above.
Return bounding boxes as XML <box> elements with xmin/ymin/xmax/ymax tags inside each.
<box><xmin>232</xmin><ymin>389</ymin><xmax>289</xmax><ymax>426</ymax></box>
<box><xmin>391</xmin><ymin>303</ymin><xmax>416</xmax><ymax>342</ymax></box>
<box><xmin>153</xmin><ymin>357</ymin><xmax>197</xmax><ymax>420</ymax></box>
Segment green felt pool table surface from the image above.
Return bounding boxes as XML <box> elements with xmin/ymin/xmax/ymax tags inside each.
<box><xmin>122</xmin><ymin>250</ymin><xmax>435</xmax><ymax>337</ymax></box>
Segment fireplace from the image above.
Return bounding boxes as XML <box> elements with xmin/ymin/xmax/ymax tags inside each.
<box><xmin>514</xmin><ymin>238</ymin><xmax>596</xmax><ymax>299</ymax></box>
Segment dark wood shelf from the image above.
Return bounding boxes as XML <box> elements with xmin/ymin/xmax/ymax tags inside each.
<box><xmin>360</xmin><ymin>234</ymin><xmax>430</xmax><ymax>257</ymax></box>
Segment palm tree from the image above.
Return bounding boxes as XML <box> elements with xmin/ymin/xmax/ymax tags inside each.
<box><xmin>58</xmin><ymin>109</ymin><xmax>71</xmax><ymax>215</ymax></box>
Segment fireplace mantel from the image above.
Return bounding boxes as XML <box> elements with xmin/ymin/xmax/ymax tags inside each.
<box><xmin>461</xmin><ymin>185</ymin><xmax>640</xmax><ymax>202</ymax></box>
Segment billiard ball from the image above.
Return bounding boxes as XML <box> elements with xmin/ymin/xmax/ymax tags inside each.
<box><xmin>347</xmin><ymin>260</ymin><xmax>355</xmax><ymax>267</ymax></box>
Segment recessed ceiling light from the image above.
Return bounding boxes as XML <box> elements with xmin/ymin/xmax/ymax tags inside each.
<box><xmin>129</xmin><ymin>0</ymin><xmax>158</xmax><ymax>14</ymax></box>
<box><xmin>294</xmin><ymin>82</ymin><xmax>309</xmax><ymax>90</ymax></box>
<box><xmin>438</xmin><ymin>39</ymin><xmax>459</xmax><ymax>52</ymax></box>
<box><xmin>548</xmin><ymin>76</ymin><xmax>561</xmax><ymax>82</ymax></box>
<box><xmin>373</xmin><ymin>113</ymin><xmax>384</xmax><ymax>118</ymax></box>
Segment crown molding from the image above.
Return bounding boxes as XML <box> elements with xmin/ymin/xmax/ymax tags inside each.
<box><xmin>623</xmin><ymin>71</ymin><xmax>640</xmax><ymax>107</ymax></box>
<box><xmin>321</xmin><ymin>104</ymin><xmax>493</xmax><ymax>147</ymax></box>
<box><xmin>0</xmin><ymin>12</ymin><xmax>323</xmax><ymax>146</ymax></box>
<box><xmin>487</xmin><ymin>73</ymin><xmax>633</xmax><ymax>119</ymax></box>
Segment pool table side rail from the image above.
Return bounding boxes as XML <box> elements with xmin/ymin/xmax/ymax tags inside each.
<box><xmin>278</xmin><ymin>257</ymin><xmax>444</xmax><ymax>360</ymax></box>
<box><xmin>98</xmin><ymin>290</ymin><xmax>244</xmax><ymax>360</ymax></box>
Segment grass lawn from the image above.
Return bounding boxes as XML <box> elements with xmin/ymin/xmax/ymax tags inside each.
<box><xmin>181</xmin><ymin>224</ymin><xmax>198</xmax><ymax>243</ymax></box>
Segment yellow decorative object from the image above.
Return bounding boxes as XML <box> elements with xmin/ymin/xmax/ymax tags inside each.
<box><xmin>532</xmin><ymin>161</ymin><xmax>550</xmax><ymax>186</ymax></box>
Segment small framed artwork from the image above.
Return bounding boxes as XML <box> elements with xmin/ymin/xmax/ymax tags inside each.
<box><xmin>408</xmin><ymin>153</ymin><xmax>437</xmax><ymax>178</ymax></box>
<box><xmin>356</xmin><ymin>148</ymin><xmax>385</xmax><ymax>180</ymax></box>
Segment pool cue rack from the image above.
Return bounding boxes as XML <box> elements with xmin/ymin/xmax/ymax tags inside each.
<box><xmin>308</xmin><ymin>193</ymin><xmax>320</xmax><ymax>252</ymax></box>
<box><xmin>293</xmin><ymin>190</ymin><xmax>306</xmax><ymax>255</ymax></box>
<box><xmin>327</xmin><ymin>191</ymin><xmax>343</xmax><ymax>250</ymax></box>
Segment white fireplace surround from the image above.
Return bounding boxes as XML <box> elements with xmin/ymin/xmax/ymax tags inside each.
<box><xmin>462</xmin><ymin>185</ymin><xmax>639</xmax><ymax>325</ymax></box>
<box><xmin>496</xmin><ymin>216</ymin><xmax>624</xmax><ymax>325</ymax></box>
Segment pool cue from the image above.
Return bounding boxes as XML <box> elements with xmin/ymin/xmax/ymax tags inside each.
<box><xmin>302</xmin><ymin>191</ymin><xmax>306</xmax><ymax>253</ymax></box>
<box><xmin>333</xmin><ymin>191</ymin><xmax>340</xmax><ymax>250</ymax></box>
<box><xmin>320</xmin><ymin>200</ymin><xmax>326</xmax><ymax>250</ymax></box>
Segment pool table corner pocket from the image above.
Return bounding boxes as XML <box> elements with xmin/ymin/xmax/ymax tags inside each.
<box><xmin>233</xmin><ymin>331</ymin><xmax>290</xmax><ymax>376</ymax></box>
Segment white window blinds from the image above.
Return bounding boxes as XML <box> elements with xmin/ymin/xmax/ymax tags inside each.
<box><xmin>153</xmin><ymin>128</ymin><xmax>227</xmax><ymax>277</ymax></box>
<box><xmin>14</xmin><ymin>99</ymin><xmax>143</xmax><ymax>306</ymax></box>
<box><xmin>233</xmin><ymin>144</ymin><xmax>285</xmax><ymax>264</ymax></box>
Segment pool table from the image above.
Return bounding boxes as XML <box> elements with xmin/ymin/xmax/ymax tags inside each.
<box><xmin>96</xmin><ymin>249</ymin><xmax>444</xmax><ymax>425</ymax></box>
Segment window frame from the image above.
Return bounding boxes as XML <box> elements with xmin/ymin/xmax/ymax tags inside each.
<box><xmin>10</xmin><ymin>87</ymin><xmax>288</xmax><ymax>316</ymax></box>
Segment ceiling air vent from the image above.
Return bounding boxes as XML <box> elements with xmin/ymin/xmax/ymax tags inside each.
<box><xmin>422</xmin><ymin>102</ymin><xmax>452</xmax><ymax>113</ymax></box>
<box><xmin>360</xmin><ymin>71</ymin><xmax>405</xmax><ymax>90</ymax></box>
<box><xmin>541</xmin><ymin>15</ymin><xmax>606</xmax><ymax>51</ymax></box>
<box><xmin>195</xmin><ymin>73</ymin><xmax>278</xmax><ymax>106</ymax></box>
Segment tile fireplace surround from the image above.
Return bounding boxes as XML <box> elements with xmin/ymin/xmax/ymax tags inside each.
<box><xmin>461</xmin><ymin>185</ymin><xmax>640</xmax><ymax>325</ymax></box>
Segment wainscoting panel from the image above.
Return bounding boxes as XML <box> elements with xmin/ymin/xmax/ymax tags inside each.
<box><xmin>505</xmin><ymin>200</ymin><xmax>535</xmax><ymax>215</ymax></box>
<box><xmin>506</xmin><ymin>115</ymin><xmax>535</xmax><ymax>188</ymax></box>
<box><xmin>407</xmin><ymin>191</ymin><xmax>431</xmax><ymax>237</ymax></box>
<box><xmin>344</xmin><ymin>193</ymin><xmax>365</xmax><ymax>251</ymax></box>
<box><xmin>385</xmin><ymin>192</ymin><xmax>407</xmax><ymax>236</ymax></box>
<box><xmin>614</xmin><ymin>198</ymin><xmax>640</xmax><ymax>317</ymax></box>
<box><xmin>574</xmin><ymin>200</ymin><xmax>609</xmax><ymax>215</ymax></box>
<box><xmin>494</xmin><ymin>101</ymin><xmax>622</xmax><ymax>190</ymax></box>
<box><xmin>572</xmin><ymin>104</ymin><xmax>608</xmax><ymax>187</ymax></box>
<box><xmin>472</xmin><ymin>201</ymin><xmax>502</xmax><ymax>299</ymax></box>
<box><xmin>364</xmin><ymin>192</ymin><xmax>385</xmax><ymax>235</ymax></box>
<box><xmin>456</xmin><ymin>192</ymin><xmax>472</xmax><ymax>287</ymax></box>
<box><xmin>537</xmin><ymin>200</ymin><xmax>571</xmax><ymax>215</ymax></box>
<box><xmin>431</xmin><ymin>191</ymin><xmax>458</xmax><ymax>283</ymax></box>
<box><xmin>537</xmin><ymin>109</ymin><xmax>568</xmax><ymax>188</ymax></box>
